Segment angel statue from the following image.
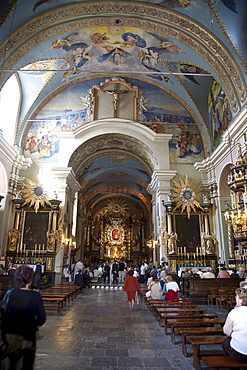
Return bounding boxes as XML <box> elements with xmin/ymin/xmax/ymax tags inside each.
<box><xmin>202</xmin><ymin>232</ymin><xmax>217</xmax><ymax>254</ymax></box>
<box><xmin>7</xmin><ymin>229</ymin><xmax>21</xmax><ymax>251</ymax></box>
<box><xmin>46</xmin><ymin>230</ymin><xmax>56</xmax><ymax>252</ymax></box>
<box><xmin>164</xmin><ymin>231</ymin><xmax>178</xmax><ymax>254</ymax></box>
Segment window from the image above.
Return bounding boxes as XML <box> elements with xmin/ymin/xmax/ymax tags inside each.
<box><xmin>0</xmin><ymin>73</ymin><xmax>21</xmax><ymax>146</ymax></box>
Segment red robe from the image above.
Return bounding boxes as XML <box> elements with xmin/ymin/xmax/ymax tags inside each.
<box><xmin>123</xmin><ymin>276</ymin><xmax>140</xmax><ymax>302</ymax></box>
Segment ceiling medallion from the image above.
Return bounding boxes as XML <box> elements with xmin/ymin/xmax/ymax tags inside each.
<box><xmin>171</xmin><ymin>173</ymin><xmax>203</xmax><ymax>219</ymax></box>
<box><xmin>22</xmin><ymin>176</ymin><xmax>51</xmax><ymax>213</ymax></box>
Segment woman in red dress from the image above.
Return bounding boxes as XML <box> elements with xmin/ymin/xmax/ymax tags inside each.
<box><xmin>123</xmin><ymin>270</ymin><xmax>140</xmax><ymax>309</ymax></box>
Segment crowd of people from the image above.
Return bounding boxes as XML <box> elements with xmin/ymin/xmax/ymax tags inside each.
<box><xmin>1</xmin><ymin>259</ymin><xmax>247</xmax><ymax>366</ymax></box>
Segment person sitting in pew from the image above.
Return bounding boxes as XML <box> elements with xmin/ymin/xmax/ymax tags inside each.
<box><xmin>223</xmin><ymin>288</ymin><xmax>247</xmax><ymax>363</ymax></box>
<box><xmin>201</xmin><ymin>267</ymin><xmax>215</xmax><ymax>278</ymax></box>
<box><xmin>150</xmin><ymin>278</ymin><xmax>163</xmax><ymax>299</ymax></box>
<box><xmin>163</xmin><ymin>275</ymin><xmax>179</xmax><ymax>300</ymax></box>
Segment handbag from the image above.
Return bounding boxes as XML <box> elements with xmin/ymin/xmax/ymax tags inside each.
<box><xmin>0</xmin><ymin>289</ymin><xmax>13</xmax><ymax>328</ymax></box>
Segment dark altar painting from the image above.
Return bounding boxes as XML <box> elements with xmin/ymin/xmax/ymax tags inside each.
<box><xmin>175</xmin><ymin>214</ymin><xmax>201</xmax><ymax>252</ymax></box>
<box><xmin>23</xmin><ymin>212</ymin><xmax>49</xmax><ymax>248</ymax></box>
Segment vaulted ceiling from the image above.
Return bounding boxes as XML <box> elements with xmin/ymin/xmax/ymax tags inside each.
<box><xmin>1</xmin><ymin>0</ymin><xmax>246</xmax><ymax>220</ymax></box>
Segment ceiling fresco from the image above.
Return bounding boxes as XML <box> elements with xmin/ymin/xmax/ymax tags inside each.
<box><xmin>0</xmin><ymin>0</ymin><xmax>246</xmax><ymax>218</ymax></box>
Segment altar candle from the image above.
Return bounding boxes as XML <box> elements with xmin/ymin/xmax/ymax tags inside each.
<box><xmin>43</xmin><ymin>244</ymin><xmax>45</xmax><ymax>251</ymax></box>
<box><xmin>184</xmin><ymin>247</ymin><xmax>186</xmax><ymax>253</ymax></box>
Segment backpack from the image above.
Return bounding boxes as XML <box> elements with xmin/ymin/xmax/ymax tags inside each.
<box><xmin>0</xmin><ymin>289</ymin><xmax>13</xmax><ymax>328</ymax></box>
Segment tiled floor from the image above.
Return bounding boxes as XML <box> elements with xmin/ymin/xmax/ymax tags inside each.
<box><xmin>35</xmin><ymin>287</ymin><xmax>228</xmax><ymax>370</ymax></box>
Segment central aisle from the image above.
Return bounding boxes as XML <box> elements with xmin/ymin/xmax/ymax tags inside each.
<box><xmin>35</xmin><ymin>288</ymin><xmax>199</xmax><ymax>369</ymax></box>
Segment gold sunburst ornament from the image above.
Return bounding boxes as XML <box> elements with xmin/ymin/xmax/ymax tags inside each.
<box><xmin>106</xmin><ymin>198</ymin><xmax>128</xmax><ymax>216</ymax></box>
<box><xmin>22</xmin><ymin>176</ymin><xmax>51</xmax><ymax>213</ymax></box>
<box><xmin>171</xmin><ymin>174</ymin><xmax>203</xmax><ymax>219</ymax></box>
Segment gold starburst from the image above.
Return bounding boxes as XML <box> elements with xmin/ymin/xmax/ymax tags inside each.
<box><xmin>22</xmin><ymin>176</ymin><xmax>51</xmax><ymax>213</ymax></box>
<box><xmin>106</xmin><ymin>198</ymin><xmax>128</xmax><ymax>216</ymax></box>
<box><xmin>171</xmin><ymin>174</ymin><xmax>203</xmax><ymax>219</ymax></box>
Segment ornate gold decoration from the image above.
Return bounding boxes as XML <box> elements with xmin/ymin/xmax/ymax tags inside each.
<box><xmin>22</xmin><ymin>176</ymin><xmax>51</xmax><ymax>213</ymax></box>
<box><xmin>106</xmin><ymin>198</ymin><xmax>128</xmax><ymax>216</ymax></box>
<box><xmin>171</xmin><ymin>173</ymin><xmax>203</xmax><ymax>219</ymax></box>
<box><xmin>224</xmin><ymin>144</ymin><xmax>247</xmax><ymax>243</ymax></box>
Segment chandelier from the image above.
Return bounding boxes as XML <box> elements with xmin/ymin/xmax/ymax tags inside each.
<box><xmin>224</xmin><ymin>144</ymin><xmax>247</xmax><ymax>242</ymax></box>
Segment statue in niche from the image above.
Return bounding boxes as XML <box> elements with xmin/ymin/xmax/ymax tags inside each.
<box><xmin>202</xmin><ymin>232</ymin><xmax>217</xmax><ymax>254</ymax></box>
<box><xmin>8</xmin><ymin>229</ymin><xmax>20</xmax><ymax>251</ymax></box>
<box><xmin>46</xmin><ymin>230</ymin><xmax>56</xmax><ymax>252</ymax></box>
<box><xmin>164</xmin><ymin>231</ymin><xmax>178</xmax><ymax>254</ymax></box>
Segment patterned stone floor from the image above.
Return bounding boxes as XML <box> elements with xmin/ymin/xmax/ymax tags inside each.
<box><xmin>35</xmin><ymin>287</ymin><xmax>228</xmax><ymax>370</ymax></box>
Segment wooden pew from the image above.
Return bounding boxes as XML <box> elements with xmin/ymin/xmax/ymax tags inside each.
<box><xmin>41</xmin><ymin>291</ymin><xmax>71</xmax><ymax>306</ymax></box>
<box><xmin>187</xmin><ymin>336</ymin><xmax>227</xmax><ymax>370</ymax></box>
<box><xmin>187</xmin><ymin>278</ymin><xmax>244</xmax><ymax>304</ymax></box>
<box><xmin>169</xmin><ymin>318</ymin><xmax>225</xmax><ymax>344</ymax></box>
<box><xmin>42</xmin><ymin>297</ymin><xmax>65</xmax><ymax>313</ymax></box>
<box><xmin>201</xmin><ymin>355</ymin><xmax>247</xmax><ymax>369</ymax></box>
<box><xmin>161</xmin><ymin>313</ymin><xmax>218</xmax><ymax>334</ymax></box>
<box><xmin>152</xmin><ymin>303</ymin><xmax>197</xmax><ymax>320</ymax></box>
<box><xmin>156</xmin><ymin>306</ymin><xmax>206</xmax><ymax>324</ymax></box>
<box><xmin>178</xmin><ymin>327</ymin><xmax>224</xmax><ymax>357</ymax></box>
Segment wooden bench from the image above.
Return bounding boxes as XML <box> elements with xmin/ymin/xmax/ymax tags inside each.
<box><xmin>187</xmin><ymin>336</ymin><xmax>227</xmax><ymax>370</ymax></box>
<box><xmin>178</xmin><ymin>327</ymin><xmax>224</xmax><ymax>357</ymax></box>
<box><xmin>161</xmin><ymin>313</ymin><xmax>218</xmax><ymax>333</ymax></box>
<box><xmin>201</xmin><ymin>355</ymin><xmax>247</xmax><ymax>369</ymax></box>
<box><xmin>153</xmin><ymin>304</ymin><xmax>197</xmax><ymax>320</ymax></box>
<box><xmin>41</xmin><ymin>291</ymin><xmax>71</xmax><ymax>306</ymax></box>
<box><xmin>42</xmin><ymin>297</ymin><xmax>65</xmax><ymax>313</ymax></box>
<box><xmin>187</xmin><ymin>278</ymin><xmax>244</xmax><ymax>304</ymax></box>
<box><xmin>169</xmin><ymin>319</ymin><xmax>225</xmax><ymax>344</ymax></box>
<box><xmin>49</xmin><ymin>284</ymin><xmax>81</xmax><ymax>298</ymax></box>
<box><xmin>156</xmin><ymin>307</ymin><xmax>206</xmax><ymax>324</ymax></box>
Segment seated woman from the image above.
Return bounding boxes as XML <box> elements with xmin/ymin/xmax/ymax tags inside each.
<box><xmin>163</xmin><ymin>275</ymin><xmax>179</xmax><ymax>300</ymax></box>
<box><xmin>150</xmin><ymin>278</ymin><xmax>163</xmax><ymax>299</ymax></box>
<box><xmin>147</xmin><ymin>273</ymin><xmax>156</xmax><ymax>290</ymax></box>
<box><xmin>223</xmin><ymin>288</ymin><xmax>247</xmax><ymax>362</ymax></box>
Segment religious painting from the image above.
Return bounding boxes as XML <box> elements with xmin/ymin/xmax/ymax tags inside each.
<box><xmin>23</xmin><ymin>211</ymin><xmax>49</xmax><ymax>249</ymax></box>
<box><xmin>112</xmin><ymin>228</ymin><xmax>121</xmax><ymax>241</ymax></box>
<box><xmin>175</xmin><ymin>214</ymin><xmax>201</xmax><ymax>252</ymax></box>
<box><xmin>208</xmin><ymin>79</ymin><xmax>232</xmax><ymax>149</ymax></box>
<box><xmin>107</xmin><ymin>224</ymin><xmax>125</xmax><ymax>245</ymax></box>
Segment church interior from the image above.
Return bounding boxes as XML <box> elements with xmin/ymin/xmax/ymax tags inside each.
<box><xmin>1</xmin><ymin>0</ymin><xmax>247</xmax><ymax>278</ymax></box>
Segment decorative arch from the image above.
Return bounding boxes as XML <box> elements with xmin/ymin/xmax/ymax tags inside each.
<box><xmin>219</xmin><ymin>163</ymin><xmax>232</xmax><ymax>197</ymax></box>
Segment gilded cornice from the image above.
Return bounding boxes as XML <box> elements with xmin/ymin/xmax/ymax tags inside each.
<box><xmin>0</xmin><ymin>0</ymin><xmax>18</xmax><ymax>30</ymax></box>
<box><xmin>0</xmin><ymin>2</ymin><xmax>245</xmax><ymax>109</ymax></box>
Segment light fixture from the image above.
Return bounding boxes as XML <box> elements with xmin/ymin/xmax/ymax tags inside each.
<box><xmin>224</xmin><ymin>144</ymin><xmax>247</xmax><ymax>242</ymax></box>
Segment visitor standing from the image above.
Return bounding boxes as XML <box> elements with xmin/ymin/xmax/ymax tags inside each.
<box><xmin>1</xmin><ymin>264</ymin><xmax>46</xmax><ymax>369</ymax></box>
<box><xmin>123</xmin><ymin>270</ymin><xmax>140</xmax><ymax>309</ymax></box>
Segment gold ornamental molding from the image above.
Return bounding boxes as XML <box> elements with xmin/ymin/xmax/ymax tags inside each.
<box><xmin>0</xmin><ymin>2</ymin><xmax>245</xmax><ymax>109</ymax></box>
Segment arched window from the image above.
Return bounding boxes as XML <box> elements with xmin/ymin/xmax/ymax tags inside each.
<box><xmin>0</xmin><ymin>73</ymin><xmax>21</xmax><ymax>146</ymax></box>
